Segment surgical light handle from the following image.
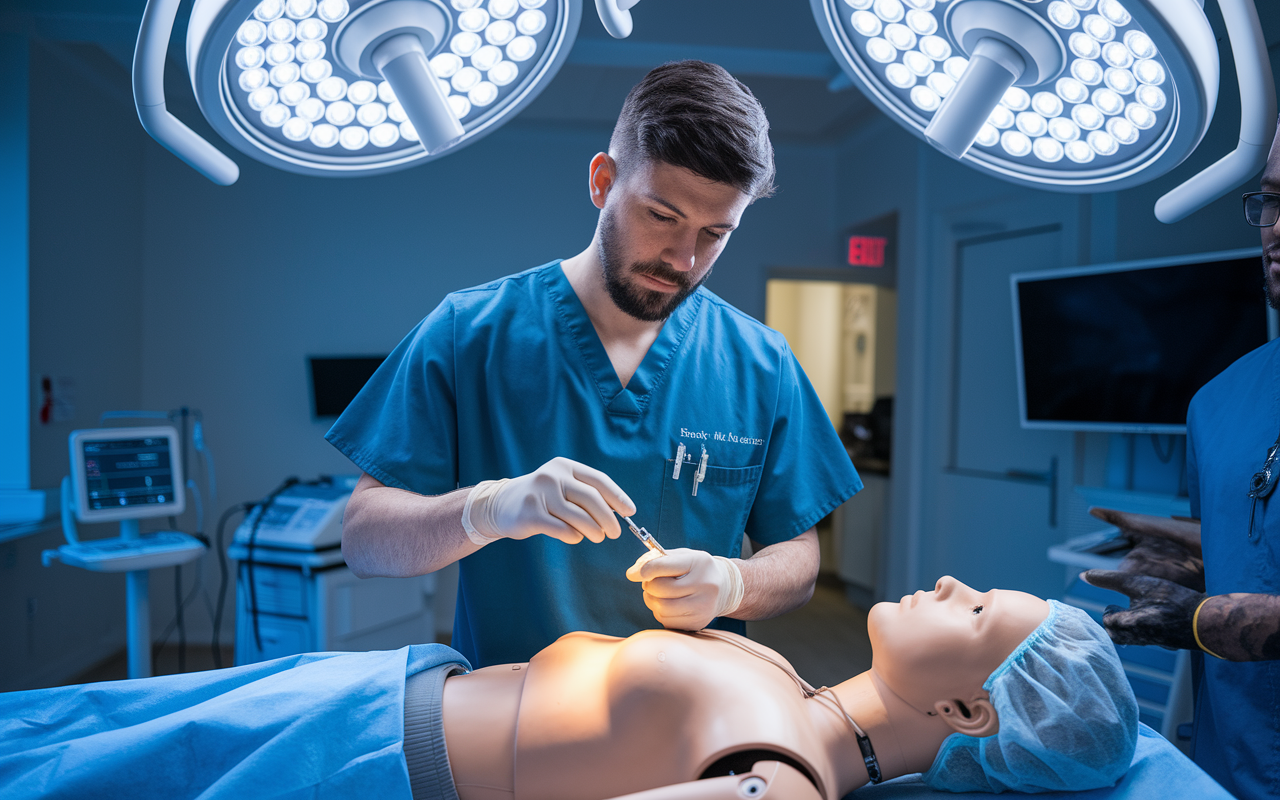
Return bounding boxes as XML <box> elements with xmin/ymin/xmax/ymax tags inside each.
<box><xmin>372</xmin><ymin>34</ymin><xmax>464</xmax><ymax>154</ymax></box>
<box><xmin>925</xmin><ymin>38</ymin><xmax>1025</xmax><ymax>159</ymax></box>
<box><xmin>133</xmin><ymin>0</ymin><xmax>240</xmax><ymax>186</ymax></box>
<box><xmin>1155</xmin><ymin>0</ymin><xmax>1276</xmax><ymax>223</ymax></box>
<box><xmin>595</xmin><ymin>0</ymin><xmax>643</xmax><ymax>39</ymax></box>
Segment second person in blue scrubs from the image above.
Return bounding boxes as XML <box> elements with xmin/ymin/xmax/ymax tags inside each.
<box><xmin>1081</xmin><ymin>124</ymin><xmax>1280</xmax><ymax>799</ymax></box>
<box><xmin>327</xmin><ymin>60</ymin><xmax>862</xmax><ymax>668</ymax></box>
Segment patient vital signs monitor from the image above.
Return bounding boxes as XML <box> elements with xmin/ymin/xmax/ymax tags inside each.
<box><xmin>69</xmin><ymin>427</ymin><xmax>185</xmax><ymax>523</ymax></box>
<box><xmin>48</xmin><ymin>425</ymin><xmax>204</xmax><ymax>679</ymax></box>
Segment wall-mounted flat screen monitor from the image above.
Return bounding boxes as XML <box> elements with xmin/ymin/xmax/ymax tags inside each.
<box><xmin>309</xmin><ymin>356</ymin><xmax>386</xmax><ymax>418</ymax></box>
<box><xmin>1012</xmin><ymin>248</ymin><xmax>1272</xmax><ymax>433</ymax></box>
<box><xmin>68</xmin><ymin>426</ymin><xmax>185</xmax><ymax>523</ymax></box>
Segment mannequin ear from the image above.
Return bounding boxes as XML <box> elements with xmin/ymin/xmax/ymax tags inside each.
<box><xmin>588</xmin><ymin>152</ymin><xmax>617</xmax><ymax>209</ymax></box>
<box><xmin>933</xmin><ymin>696</ymin><xmax>999</xmax><ymax>737</ymax></box>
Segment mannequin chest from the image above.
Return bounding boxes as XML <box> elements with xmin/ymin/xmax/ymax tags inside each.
<box><xmin>512</xmin><ymin>630</ymin><xmax>835</xmax><ymax>800</ymax></box>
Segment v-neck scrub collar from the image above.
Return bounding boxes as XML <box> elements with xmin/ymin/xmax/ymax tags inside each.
<box><xmin>542</xmin><ymin>261</ymin><xmax>703</xmax><ymax>418</ymax></box>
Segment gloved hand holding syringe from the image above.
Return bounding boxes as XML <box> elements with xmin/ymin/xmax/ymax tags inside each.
<box><xmin>621</xmin><ymin>511</ymin><xmax>745</xmax><ymax>632</ymax></box>
<box><xmin>457</xmin><ymin>455</ymin><xmax>740</xmax><ymax>632</ymax></box>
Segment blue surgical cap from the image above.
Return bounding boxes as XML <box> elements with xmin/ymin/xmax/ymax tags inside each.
<box><xmin>922</xmin><ymin>599</ymin><xmax>1139</xmax><ymax>793</ymax></box>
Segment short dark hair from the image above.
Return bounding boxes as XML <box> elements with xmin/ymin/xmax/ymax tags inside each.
<box><xmin>609</xmin><ymin>60</ymin><xmax>776</xmax><ymax>200</ymax></box>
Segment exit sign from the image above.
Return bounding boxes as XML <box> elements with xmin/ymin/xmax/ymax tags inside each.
<box><xmin>848</xmin><ymin>235</ymin><xmax>887</xmax><ymax>267</ymax></box>
<box><xmin>840</xmin><ymin>212</ymin><xmax>897</xmax><ymax>287</ymax></box>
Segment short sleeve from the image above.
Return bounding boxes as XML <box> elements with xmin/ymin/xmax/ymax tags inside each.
<box><xmin>325</xmin><ymin>300</ymin><xmax>459</xmax><ymax>495</ymax></box>
<box><xmin>744</xmin><ymin>342</ymin><xmax>862</xmax><ymax>546</ymax></box>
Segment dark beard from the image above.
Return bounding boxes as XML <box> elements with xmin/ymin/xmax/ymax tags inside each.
<box><xmin>598</xmin><ymin>206</ymin><xmax>708</xmax><ymax>322</ymax></box>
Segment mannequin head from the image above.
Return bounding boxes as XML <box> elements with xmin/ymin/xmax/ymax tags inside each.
<box><xmin>867</xmin><ymin>579</ymin><xmax>1138</xmax><ymax>793</ymax></box>
<box><xmin>867</xmin><ymin>575</ymin><xmax>1049</xmax><ymax>736</ymax></box>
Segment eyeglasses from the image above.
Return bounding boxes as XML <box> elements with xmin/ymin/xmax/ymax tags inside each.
<box><xmin>1243</xmin><ymin>192</ymin><xmax>1280</xmax><ymax>227</ymax></box>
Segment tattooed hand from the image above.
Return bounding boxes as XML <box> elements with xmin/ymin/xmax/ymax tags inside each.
<box><xmin>1089</xmin><ymin>507</ymin><xmax>1205</xmax><ymax>593</ymax></box>
<box><xmin>1079</xmin><ymin>569</ymin><xmax>1203</xmax><ymax>651</ymax></box>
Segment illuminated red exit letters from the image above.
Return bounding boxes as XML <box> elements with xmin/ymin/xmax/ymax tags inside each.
<box><xmin>847</xmin><ymin>236</ymin><xmax>887</xmax><ymax>267</ymax></box>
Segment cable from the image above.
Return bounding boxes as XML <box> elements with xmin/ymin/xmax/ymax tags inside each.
<box><xmin>177</xmin><ymin>407</ymin><xmax>190</xmax><ymax>498</ymax></box>
<box><xmin>155</xmin><ymin>556</ymin><xmax>205</xmax><ymax>658</ymax></box>
<box><xmin>1151</xmin><ymin>434</ymin><xmax>1177</xmax><ymax>464</ymax></box>
<box><xmin>193</xmin><ymin>416</ymin><xmax>217</xmax><ymax>522</ymax></box>
<box><xmin>692</xmin><ymin>630</ymin><xmax>866</xmax><ymax>733</ymax></box>
<box><xmin>153</xmin><ymin>481</ymin><xmax>211</xmax><ymax>672</ymax></box>
<box><xmin>175</xmin><ymin>564</ymin><xmax>186</xmax><ymax>672</ymax></box>
<box><xmin>691</xmin><ymin>629</ymin><xmax>883</xmax><ymax>782</ymax></box>
<box><xmin>213</xmin><ymin>503</ymin><xmax>251</xmax><ymax>669</ymax></box>
<box><xmin>245</xmin><ymin>478</ymin><xmax>300</xmax><ymax>653</ymax></box>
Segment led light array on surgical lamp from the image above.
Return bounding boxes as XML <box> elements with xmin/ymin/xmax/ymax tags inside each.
<box><xmin>839</xmin><ymin>0</ymin><xmax>1172</xmax><ymax>167</ymax></box>
<box><xmin>228</xmin><ymin>0</ymin><xmax>552</xmax><ymax>153</ymax></box>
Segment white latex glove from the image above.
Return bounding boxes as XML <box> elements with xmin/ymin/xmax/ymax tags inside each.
<box><xmin>625</xmin><ymin>548</ymin><xmax>745</xmax><ymax>631</ymax></box>
<box><xmin>461</xmin><ymin>457</ymin><xmax>636</xmax><ymax>546</ymax></box>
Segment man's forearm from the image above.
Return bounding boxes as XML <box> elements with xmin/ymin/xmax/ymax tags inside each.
<box><xmin>341</xmin><ymin>473</ymin><xmax>482</xmax><ymax>578</ymax></box>
<box><xmin>731</xmin><ymin>528</ymin><xmax>820</xmax><ymax>621</ymax></box>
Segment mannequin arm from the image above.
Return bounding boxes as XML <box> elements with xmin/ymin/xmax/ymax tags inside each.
<box><xmin>601</xmin><ymin>761</ymin><xmax>822</xmax><ymax>800</ymax></box>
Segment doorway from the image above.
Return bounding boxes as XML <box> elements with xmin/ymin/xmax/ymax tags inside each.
<box><xmin>764</xmin><ymin>279</ymin><xmax>897</xmax><ymax>608</ymax></box>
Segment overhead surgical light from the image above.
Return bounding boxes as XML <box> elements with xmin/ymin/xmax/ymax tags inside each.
<box><xmin>134</xmin><ymin>0</ymin><xmax>580</xmax><ymax>183</ymax></box>
<box><xmin>811</xmin><ymin>0</ymin><xmax>1276</xmax><ymax>222</ymax></box>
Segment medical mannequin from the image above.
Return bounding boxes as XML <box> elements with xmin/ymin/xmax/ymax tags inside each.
<box><xmin>0</xmin><ymin>575</ymin><xmax>1135</xmax><ymax>799</ymax></box>
<box><xmin>439</xmin><ymin>576</ymin><xmax>1051</xmax><ymax>800</ymax></box>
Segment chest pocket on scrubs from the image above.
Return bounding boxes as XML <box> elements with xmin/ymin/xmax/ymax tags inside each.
<box><xmin>657</xmin><ymin>461</ymin><xmax>763</xmax><ymax>556</ymax></box>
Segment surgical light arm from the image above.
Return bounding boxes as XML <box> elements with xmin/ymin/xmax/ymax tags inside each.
<box><xmin>133</xmin><ymin>0</ymin><xmax>239</xmax><ymax>185</ymax></box>
<box><xmin>1155</xmin><ymin>0</ymin><xmax>1276</xmax><ymax>223</ymax></box>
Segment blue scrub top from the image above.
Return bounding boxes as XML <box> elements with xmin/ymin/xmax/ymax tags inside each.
<box><xmin>327</xmin><ymin>262</ymin><xmax>862</xmax><ymax>667</ymax></box>
<box><xmin>1186</xmin><ymin>336</ymin><xmax>1280</xmax><ymax>800</ymax></box>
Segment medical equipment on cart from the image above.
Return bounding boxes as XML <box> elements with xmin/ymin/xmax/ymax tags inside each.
<box><xmin>232</xmin><ymin>479</ymin><xmax>350</xmax><ymax>550</ymax></box>
<box><xmin>43</xmin><ymin>426</ymin><xmax>206</xmax><ymax>678</ymax></box>
<box><xmin>227</xmin><ymin>476</ymin><xmax>435</xmax><ymax>665</ymax></box>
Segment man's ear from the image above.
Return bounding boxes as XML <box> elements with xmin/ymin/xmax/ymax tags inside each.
<box><xmin>933</xmin><ymin>696</ymin><xmax>998</xmax><ymax>737</ymax></box>
<box><xmin>589</xmin><ymin>152</ymin><xmax>617</xmax><ymax>210</ymax></box>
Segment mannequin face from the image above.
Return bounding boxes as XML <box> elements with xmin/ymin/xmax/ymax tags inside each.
<box><xmin>867</xmin><ymin>576</ymin><xmax>1050</xmax><ymax>719</ymax></box>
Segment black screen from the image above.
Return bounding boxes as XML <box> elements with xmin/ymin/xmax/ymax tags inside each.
<box><xmin>81</xmin><ymin>437</ymin><xmax>176</xmax><ymax>511</ymax></box>
<box><xmin>309</xmin><ymin>356</ymin><xmax>386</xmax><ymax>417</ymax></box>
<box><xmin>1016</xmin><ymin>256</ymin><xmax>1268</xmax><ymax>429</ymax></box>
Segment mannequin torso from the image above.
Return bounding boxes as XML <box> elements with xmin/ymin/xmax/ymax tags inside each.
<box><xmin>442</xmin><ymin>629</ymin><xmax>875</xmax><ymax>800</ymax></box>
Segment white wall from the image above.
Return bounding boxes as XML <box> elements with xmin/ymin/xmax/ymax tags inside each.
<box><xmin>2</xmin><ymin>41</ymin><xmax>148</xmax><ymax>690</ymax></box>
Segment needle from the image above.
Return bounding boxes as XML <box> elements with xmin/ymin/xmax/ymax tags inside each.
<box><xmin>621</xmin><ymin>515</ymin><xmax>667</xmax><ymax>556</ymax></box>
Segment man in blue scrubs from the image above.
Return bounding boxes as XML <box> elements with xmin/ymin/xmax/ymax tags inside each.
<box><xmin>327</xmin><ymin>61</ymin><xmax>862</xmax><ymax>668</ymax></box>
<box><xmin>1082</xmin><ymin>126</ymin><xmax>1280</xmax><ymax>799</ymax></box>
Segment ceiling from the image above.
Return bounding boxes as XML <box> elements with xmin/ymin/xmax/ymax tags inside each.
<box><xmin>3</xmin><ymin>0</ymin><xmax>1279</xmax><ymax>146</ymax></box>
<box><xmin>0</xmin><ymin>0</ymin><xmax>878</xmax><ymax>143</ymax></box>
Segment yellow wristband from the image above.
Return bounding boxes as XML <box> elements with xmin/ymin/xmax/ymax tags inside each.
<box><xmin>1192</xmin><ymin>597</ymin><xmax>1226</xmax><ymax>660</ymax></box>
